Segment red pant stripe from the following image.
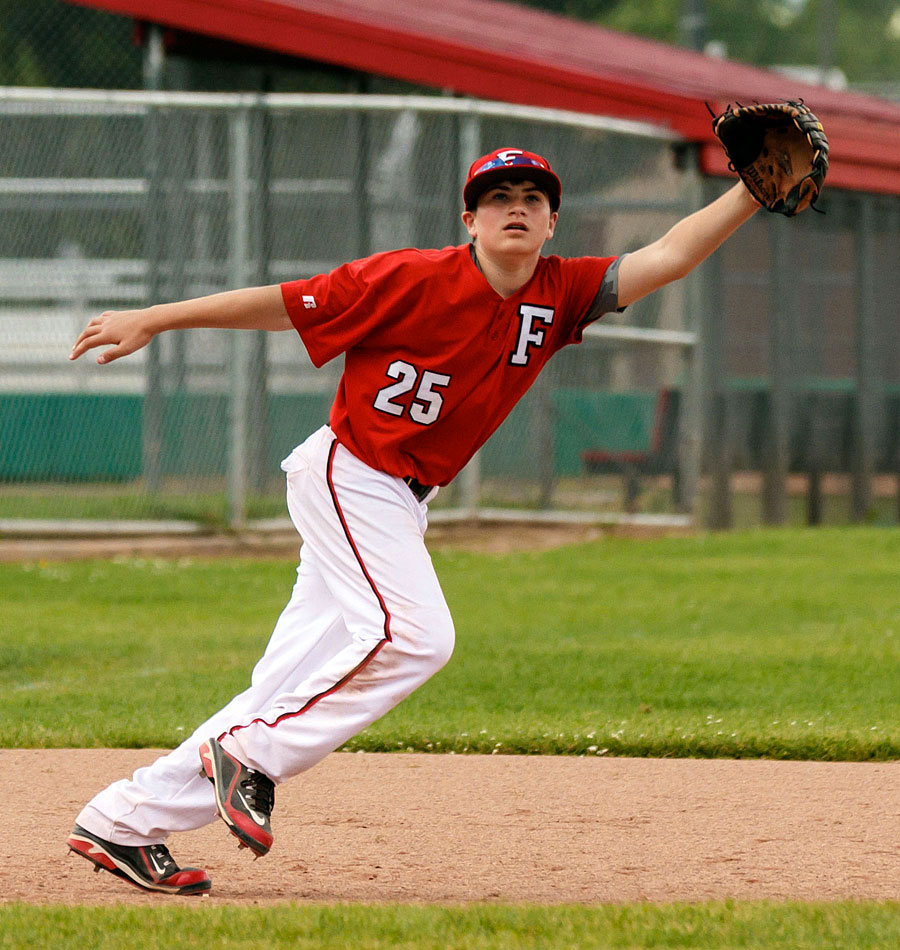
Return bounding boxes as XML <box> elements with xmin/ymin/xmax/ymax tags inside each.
<box><xmin>223</xmin><ymin>439</ymin><xmax>391</xmax><ymax>738</ymax></box>
<box><xmin>324</xmin><ymin>438</ymin><xmax>393</xmax><ymax>642</ymax></box>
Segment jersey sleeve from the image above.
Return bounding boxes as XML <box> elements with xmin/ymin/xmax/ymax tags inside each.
<box><xmin>281</xmin><ymin>253</ymin><xmax>399</xmax><ymax>368</ymax></box>
<box><xmin>554</xmin><ymin>255</ymin><xmax>621</xmax><ymax>348</ymax></box>
<box><xmin>581</xmin><ymin>254</ymin><xmax>627</xmax><ymax>325</ymax></box>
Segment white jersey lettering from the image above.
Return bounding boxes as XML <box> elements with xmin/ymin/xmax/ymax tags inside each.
<box><xmin>509</xmin><ymin>304</ymin><xmax>554</xmax><ymax>366</ymax></box>
<box><xmin>374</xmin><ymin>360</ymin><xmax>451</xmax><ymax>426</ymax></box>
<box><xmin>373</xmin><ymin>360</ymin><xmax>417</xmax><ymax>416</ymax></box>
<box><xmin>409</xmin><ymin>370</ymin><xmax>451</xmax><ymax>425</ymax></box>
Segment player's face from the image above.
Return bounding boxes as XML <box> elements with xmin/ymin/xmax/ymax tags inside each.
<box><xmin>461</xmin><ymin>180</ymin><xmax>557</xmax><ymax>258</ymax></box>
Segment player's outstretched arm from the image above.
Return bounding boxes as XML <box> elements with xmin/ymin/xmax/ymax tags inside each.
<box><xmin>617</xmin><ymin>182</ymin><xmax>759</xmax><ymax>307</ymax></box>
<box><xmin>69</xmin><ymin>285</ymin><xmax>292</xmax><ymax>364</ymax></box>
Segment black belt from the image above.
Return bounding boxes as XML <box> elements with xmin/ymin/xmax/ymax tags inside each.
<box><xmin>403</xmin><ymin>475</ymin><xmax>435</xmax><ymax>503</ymax></box>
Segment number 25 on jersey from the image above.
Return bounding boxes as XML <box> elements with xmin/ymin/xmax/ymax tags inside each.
<box><xmin>373</xmin><ymin>360</ymin><xmax>451</xmax><ymax>426</ymax></box>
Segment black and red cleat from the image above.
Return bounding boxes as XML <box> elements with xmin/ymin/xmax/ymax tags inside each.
<box><xmin>67</xmin><ymin>824</ymin><xmax>211</xmax><ymax>896</ymax></box>
<box><xmin>199</xmin><ymin>737</ymin><xmax>275</xmax><ymax>857</ymax></box>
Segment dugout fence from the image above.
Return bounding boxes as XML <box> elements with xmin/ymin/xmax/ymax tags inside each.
<box><xmin>1</xmin><ymin>88</ymin><xmax>897</xmax><ymax>535</ymax></box>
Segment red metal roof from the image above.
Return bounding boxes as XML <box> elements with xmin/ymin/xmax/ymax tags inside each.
<box><xmin>68</xmin><ymin>0</ymin><xmax>900</xmax><ymax>195</ymax></box>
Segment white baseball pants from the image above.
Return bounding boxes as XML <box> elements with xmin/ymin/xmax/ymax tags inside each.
<box><xmin>76</xmin><ymin>426</ymin><xmax>454</xmax><ymax>846</ymax></box>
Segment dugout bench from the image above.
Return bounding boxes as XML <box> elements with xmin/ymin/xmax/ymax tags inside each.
<box><xmin>552</xmin><ymin>387</ymin><xmax>681</xmax><ymax>512</ymax></box>
<box><xmin>552</xmin><ymin>380</ymin><xmax>900</xmax><ymax>523</ymax></box>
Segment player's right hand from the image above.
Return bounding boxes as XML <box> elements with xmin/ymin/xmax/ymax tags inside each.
<box><xmin>69</xmin><ymin>309</ymin><xmax>156</xmax><ymax>364</ymax></box>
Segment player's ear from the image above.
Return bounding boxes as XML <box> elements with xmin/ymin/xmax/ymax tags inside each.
<box><xmin>461</xmin><ymin>209</ymin><xmax>476</xmax><ymax>238</ymax></box>
<box><xmin>546</xmin><ymin>211</ymin><xmax>558</xmax><ymax>240</ymax></box>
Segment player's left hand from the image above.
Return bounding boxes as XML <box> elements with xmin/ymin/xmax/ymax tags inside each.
<box><xmin>710</xmin><ymin>100</ymin><xmax>829</xmax><ymax>216</ymax></box>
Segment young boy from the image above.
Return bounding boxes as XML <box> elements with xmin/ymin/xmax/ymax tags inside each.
<box><xmin>66</xmin><ymin>147</ymin><xmax>759</xmax><ymax>895</ymax></box>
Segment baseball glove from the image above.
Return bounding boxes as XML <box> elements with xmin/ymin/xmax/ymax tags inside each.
<box><xmin>710</xmin><ymin>100</ymin><xmax>829</xmax><ymax>216</ymax></box>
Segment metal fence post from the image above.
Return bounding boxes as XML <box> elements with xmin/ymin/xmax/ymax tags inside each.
<box><xmin>852</xmin><ymin>194</ymin><xmax>878</xmax><ymax>520</ymax></box>
<box><xmin>762</xmin><ymin>218</ymin><xmax>792</xmax><ymax>525</ymax></box>
<box><xmin>703</xmin><ymin>236</ymin><xmax>732</xmax><ymax>530</ymax></box>
<box><xmin>141</xmin><ymin>26</ymin><xmax>166</xmax><ymax>494</ymax></box>
<box><xmin>352</xmin><ymin>104</ymin><xmax>371</xmax><ymax>259</ymax></box>
<box><xmin>677</xmin><ymin>149</ymin><xmax>711</xmax><ymax>523</ymax></box>
<box><xmin>168</xmin><ymin>109</ymin><xmax>191</xmax><ymax>392</ymax></box>
<box><xmin>456</xmin><ymin>110</ymin><xmax>482</xmax><ymax>518</ymax></box>
<box><xmin>227</xmin><ymin>107</ymin><xmax>253</xmax><ymax>531</ymax></box>
<box><xmin>535</xmin><ymin>368</ymin><xmax>556</xmax><ymax>509</ymax></box>
<box><xmin>247</xmin><ymin>101</ymin><xmax>270</xmax><ymax>495</ymax></box>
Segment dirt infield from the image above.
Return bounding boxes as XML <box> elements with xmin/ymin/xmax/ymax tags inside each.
<box><xmin>7</xmin><ymin>748</ymin><xmax>900</xmax><ymax>905</ymax></box>
<box><xmin>0</xmin><ymin>517</ymin><xmax>691</xmax><ymax>563</ymax></box>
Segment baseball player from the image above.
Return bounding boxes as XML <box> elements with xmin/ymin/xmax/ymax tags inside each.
<box><xmin>65</xmin><ymin>147</ymin><xmax>759</xmax><ymax>895</ymax></box>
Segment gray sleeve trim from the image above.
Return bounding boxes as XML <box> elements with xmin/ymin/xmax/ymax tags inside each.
<box><xmin>583</xmin><ymin>254</ymin><xmax>628</xmax><ymax>325</ymax></box>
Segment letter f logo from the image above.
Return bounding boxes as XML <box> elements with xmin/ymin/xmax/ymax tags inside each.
<box><xmin>509</xmin><ymin>304</ymin><xmax>554</xmax><ymax>366</ymax></box>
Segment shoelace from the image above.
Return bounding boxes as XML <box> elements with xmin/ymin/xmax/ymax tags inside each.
<box><xmin>241</xmin><ymin>770</ymin><xmax>275</xmax><ymax>818</ymax></box>
<box><xmin>147</xmin><ymin>845</ymin><xmax>175</xmax><ymax>872</ymax></box>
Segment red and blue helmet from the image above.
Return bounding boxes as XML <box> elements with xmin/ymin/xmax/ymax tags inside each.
<box><xmin>463</xmin><ymin>148</ymin><xmax>562</xmax><ymax>212</ymax></box>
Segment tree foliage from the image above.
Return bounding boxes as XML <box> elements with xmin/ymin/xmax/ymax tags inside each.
<box><xmin>511</xmin><ymin>0</ymin><xmax>900</xmax><ymax>85</ymax></box>
<box><xmin>0</xmin><ymin>0</ymin><xmax>142</xmax><ymax>88</ymax></box>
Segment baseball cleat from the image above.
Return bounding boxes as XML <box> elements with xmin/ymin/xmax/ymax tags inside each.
<box><xmin>66</xmin><ymin>824</ymin><xmax>211</xmax><ymax>896</ymax></box>
<box><xmin>199</xmin><ymin>737</ymin><xmax>275</xmax><ymax>857</ymax></box>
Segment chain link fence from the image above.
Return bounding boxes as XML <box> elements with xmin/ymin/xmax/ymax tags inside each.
<box><xmin>703</xmin><ymin>184</ymin><xmax>900</xmax><ymax>528</ymax></box>
<box><xmin>0</xmin><ymin>89</ymin><xmax>699</xmax><ymax>532</ymax></box>
<box><xmin>0</xmin><ymin>88</ymin><xmax>897</xmax><ymax>534</ymax></box>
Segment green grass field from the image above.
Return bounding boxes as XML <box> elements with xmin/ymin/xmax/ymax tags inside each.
<box><xmin>4</xmin><ymin>900</ymin><xmax>900</xmax><ymax>949</ymax></box>
<box><xmin>3</xmin><ymin>525</ymin><xmax>900</xmax><ymax>947</ymax></box>
<box><xmin>3</xmin><ymin>527</ymin><xmax>899</xmax><ymax>758</ymax></box>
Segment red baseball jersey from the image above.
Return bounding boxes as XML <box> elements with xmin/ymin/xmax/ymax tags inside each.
<box><xmin>281</xmin><ymin>244</ymin><xmax>618</xmax><ymax>486</ymax></box>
